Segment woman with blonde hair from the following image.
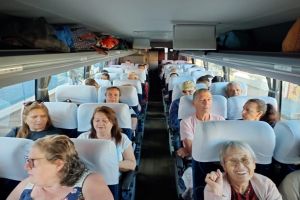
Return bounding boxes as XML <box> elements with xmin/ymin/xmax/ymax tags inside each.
<box><xmin>6</xmin><ymin>101</ymin><xmax>61</xmax><ymax>140</ymax></box>
<box><xmin>7</xmin><ymin>135</ymin><xmax>113</xmax><ymax>200</ymax></box>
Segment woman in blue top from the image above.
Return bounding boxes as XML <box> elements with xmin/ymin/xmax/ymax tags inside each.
<box><xmin>6</xmin><ymin>101</ymin><xmax>61</xmax><ymax>140</ymax></box>
<box><xmin>7</xmin><ymin>135</ymin><xmax>113</xmax><ymax>200</ymax></box>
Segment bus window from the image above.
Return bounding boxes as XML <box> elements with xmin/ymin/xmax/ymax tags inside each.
<box><xmin>207</xmin><ymin>62</ymin><xmax>224</xmax><ymax>77</ymax></box>
<box><xmin>0</xmin><ymin>81</ymin><xmax>35</xmax><ymax>136</ymax></box>
<box><xmin>67</xmin><ymin>67</ymin><xmax>84</xmax><ymax>85</ymax></box>
<box><xmin>229</xmin><ymin>68</ymin><xmax>268</xmax><ymax>96</ymax></box>
<box><xmin>281</xmin><ymin>82</ymin><xmax>300</xmax><ymax>120</ymax></box>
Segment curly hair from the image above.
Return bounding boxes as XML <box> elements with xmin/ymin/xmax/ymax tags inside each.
<box><xmin>34</xmin><ymin>135</ymin><xmax>86</xmax><ymax>186</ymax></box>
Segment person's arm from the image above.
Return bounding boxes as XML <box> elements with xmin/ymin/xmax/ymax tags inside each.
<box><xmin>6</xmin><ymin>178</ymin><xmax>30</xmax><ymax>200</ymax></box>
<box><xmin>5</xmin><ymin>127</ymin><xmax>18</xmax><ymax>137</ymax></box>
<box><xmin>119</xmin><ymin>144</ymin><xmax>136</xmax><ymax>172</ymax></box>
<box><xmin>82</xmin><ymin>173</ymin><xmax>114</xmax><ymax>200</ymax></box>
<box><xmin>204</xmin><ymin>169</ymin><xmax>224</xmax><ymax>198</ymax></box>
<box><xmin>176</xmin><ymin>138</ymin><xmax>192</xmax><ymax>158</ymax></box>
<box><xmin>131</xmin><ymin>116</ymin><xmax>138</xmax><ymax>131</ymax></box>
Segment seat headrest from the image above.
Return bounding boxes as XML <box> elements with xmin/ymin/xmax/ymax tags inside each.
<box><xmin>192</xmin><ymin>120</ymin><xmax>275</xmax><ymax>164</ymax></box>
<box><xmin>113</xmin><ymin>79</ymin><xmax>142</xmax><ymax>94</ymax></box>
<box><xmin>227</xmin><ymin>96</ymin><xmax>278</xmax><ymax>120</ymax></box>
<box><xmin>178</xmin><ymin>95</ymin><xmax>227</xmax><ymax>119</ymax></box>
<box><xmin>44</xmin><ymin>102</ymin><xmax>78</xmax><ymax>129</ymax></box>
<box><xmin>273</xmin><ymin>120</ymin><xmax>300</xmax><ymax>164</ymax></box>
<box><xmin>0</xmin><ymin>137</ymin><xmax>32</xmax><ymax>180</ymax></box>
<box><xmin>71</xmin><ymin>138</ymin><xmax>119</xmax><ymax>185</ymax></box>
<box><xmin>95</xmin><ymin>79</ymin><xmax>112</xmax><ymax>87</ymax></box>
<box><xmin>77</xmin><ymin>103</ymin><xmax>132</xmax><ymax>132</ymax></box>
<box><xmin>168</xmin><ymin>76</ymin><xmax>194</xmax><ymax>91</ymax></box>
<box><xmin>210</xmin><ymin>82</ymin><xmax>248</xmax><ymax>97</ymax></box>
<box><xmin>55</xmin><ymin>85</ymin><xmax>98</xmax><ymax>104</ymax></box>
<box><xmin>98</xmin><ymin>86</ymin><xmax>139</xmax><ymax>107</ymax></box>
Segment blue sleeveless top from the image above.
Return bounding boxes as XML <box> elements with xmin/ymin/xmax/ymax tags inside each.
<box><xmin>20</xmin><ymin>170</ymin><xmax>91</xmax><ymax>200</ymax></box>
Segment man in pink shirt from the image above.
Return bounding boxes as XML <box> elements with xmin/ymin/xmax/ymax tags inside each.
<box><xmin>177</xmin><ymin>88</ymin><xmax>225</xmax><ymax>158</ymax></box>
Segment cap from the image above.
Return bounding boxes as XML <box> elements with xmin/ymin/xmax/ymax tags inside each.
<box><xmin>182</xmin><ymin>80</ymin><xmax>195</xmax><ymax>90</ymax></box>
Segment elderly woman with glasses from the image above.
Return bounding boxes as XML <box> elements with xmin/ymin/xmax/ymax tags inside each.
<box><xmin>7</xmin><ymin>135</ymin><xmax>113</xmax><ymax>200</ymax></box>
<box><xmin>6</xmin><ymin>101</ymin><xmax>61</xmax><ymax>140</ymax></box>
<box><xmin>204</xmin><ymin>141</ymin><xmax>281</xmax><ymax>200</ymax></box>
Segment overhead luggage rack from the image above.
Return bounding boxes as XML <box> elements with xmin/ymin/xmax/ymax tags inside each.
<box><xmin>0</xmin><ymin>50</ymin><xmax>137</xmax><ymax>88</ymax></box>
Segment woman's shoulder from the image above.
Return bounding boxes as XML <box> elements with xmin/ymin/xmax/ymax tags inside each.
<box><xmin>5</xmin><ymin>127</ymin><xmax>19</xmax><ymax>137</ymax></box>
<box><xmin>77</xmin><ymin>131</ymin><xmax>91</xmax><ymax>139</ymax></box>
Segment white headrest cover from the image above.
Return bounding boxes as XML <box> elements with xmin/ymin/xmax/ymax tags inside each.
<box><xmin>77</xmin><ymin>103</ymin><xmax>132</xmax><ymax>132</ymax></box>
<box><xmin>192</xmin><ymin>71</ymin><xmax>214</xmax><ymax>80</ymax></box>
<box><xmin>98</xmin><ymin>86</ymin><xmax>139</xmax><ymax>107</ymax></box>
<box><xmin>95</xmin><ymin>79</ymin><xmax>112</xmax><ymax>87</ymax></box>
<box><xmin>192</xmin><ymin>120</ymin><xmax>275</xmax><ymax>164</ymax></box>
<box><xmin>227</xmin><ymin>96</ymin><xmax>278</xmax><ymax>120</ymax></box>
<box><xmin>44</xmin><ymin>102</ymin><xmax>77</xmax><ymax>129</ymax></box>
<box><xmin>210</xmin><ymin>82</ymin><xmax>248</xmax><ymax>97</ymax></box>
<box><xmin>0</xmin><ymin>137</ymin><xmax>32</xmax><ymax>180</ymax></box>
<box><xmin>55</xmin><ymin>85</ymin><xmax>98</xmax><ymax>104</ymax></box>
<box><xmin>103</xmin><ymin>67</ymin><xmax>124</xmax><ymax>74</ymax></box>
<box><xmin>178</xmin><ymin>95</ymin><xmax>227</xmax><ymax>119</ymax></box>
<box><xmin>273</xmin><ymin>120</ymin><xmax>300</xmax><ymax>164</ymax></box>
<box><xmin>168</xmin><ymin>76</ymin><xmax>194</xmax><ymax>91</ymax></box>
<box><xmin>71</xmin><ymin>138</ymin><xmax>119</xmax><ymax>185</ymax></box>
<box><xmin>113</xmin><ymin>79</ymin><xmax>142</xmax><ymax>94</ymax></box>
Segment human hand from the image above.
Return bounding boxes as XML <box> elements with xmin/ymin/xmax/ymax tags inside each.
<box><xmin>176</xmin><ymin>147</ymin><xmax>189</xmax><ymax>158</ymax></box>
<box><xmin>205</xmin><ymin>169</ymin><xmax>223</xmax><ymax>196</ymax></box>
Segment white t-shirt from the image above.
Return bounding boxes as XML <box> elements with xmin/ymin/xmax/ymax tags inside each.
<box><xmin>77</xmin><ymin>132</ymin><xmax>131</xmax><ymax>162</ymax></box>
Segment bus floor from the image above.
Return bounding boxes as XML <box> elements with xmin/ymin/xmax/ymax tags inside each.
<box><xmin>135</xmin><ymin>101</ymin><xmax>177</xmax><ymax>200</ymax></box>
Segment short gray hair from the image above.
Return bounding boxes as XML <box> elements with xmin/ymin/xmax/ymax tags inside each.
<box><xmin>219</xmin><ymin>141</ymin><xmax>256</xmax><ymax>166</ymax></box>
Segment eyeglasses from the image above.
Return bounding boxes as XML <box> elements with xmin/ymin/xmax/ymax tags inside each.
<box><xmin>225</xmin><ymin>157</ymin><xmax>252</xmax><ymax>167</ymax></box>
<box><xmin>23</xmin><ymin>100</ymin><xmax>43</xmax><ymax>107</ymax></box>
<box><xmin>24</xmin><ymin>156</ymin><xmax>46</xmax><ymax>168</ymax></box>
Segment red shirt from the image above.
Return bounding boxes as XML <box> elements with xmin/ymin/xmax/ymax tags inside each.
<box><xmin>231</xmin><ymin>182</ymin><xmax>258</xmax><ymax>200</ymax></box>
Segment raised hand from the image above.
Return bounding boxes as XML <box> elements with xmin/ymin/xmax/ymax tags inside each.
<box><xmin>205</xmin><ymin>169</ymin><xmax>223</xmax><ymax>196</ymax></box>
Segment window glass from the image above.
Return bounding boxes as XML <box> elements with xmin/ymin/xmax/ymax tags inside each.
<box><xmin>66</xmin><ymin>67</ymin><xmax>85</xmax><ymax>85</ymax></box>
<box><xmin>281</xmin><ymin>82</ymin><xmax>300</xmax><ymax>119</ymax></box>
<box><xmin>0</xmin><ymin>80</ymin><xmax>35</xmax><ymax>136</ymax></box>
<box><xmin>207</xmin><ymin>62</ymin><xmax>224</xmax><ymax>77</ymax></box>
<box><xmin>229</xmin><ymin>68</ymin><xmax>268</xmax><ymax>96</ymax></box>
<box><xmin>194</xmin><ymin>59</ymin><xmax>204</xmax><ymax>67</ymax></box>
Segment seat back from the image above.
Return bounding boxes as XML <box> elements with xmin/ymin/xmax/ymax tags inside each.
<box><xmin>55</xmin><ymin>85</ymin><xmax>98</xmax><ymax>104</ymax></box>
<box><xmin>71</xmin><ymin>138</ymin><xmax>119</xmax><ymax>185</ymax></box>
<box><xmin>192</xmin><ymin>120</ymin><xmax>275</xmax><ymax>200</ymax></box>
<box><xmin>210</xmin><ymin>82</ymin><xmax>248</xmax><ymax>97</ymax></box>
<box><xmin>44</xmin><ymin>102</ymin><xmax>78</xmax><ymax>137</ymax></box>
<box><xmin>113</xmin><ymin>79</ymin><xmax>143</xmax><ymax>95</ymax></box>
<box><xmin>95</xmin><ymin>79</ymin><xmax>112</xmax><ymax>87</ymax></box>
<box><xmin>191</xmin><ymin>70</ymin><xmax>214</xmax><ymax>81</ymax></box>
<box><xmin>0</xmin><ymin>137</ymin><xmax>32</xmax><ymax>180</ymax></box>
<box><xmin>273</xmin><ymin>120</ymin><xmax>300</xmax><ymax>164</ymax></box>
<box><xmin>171</xmin><ymin>83</ymin><xmax>208</xmax><ymax>102</ymax></box>
<box><xmin>77</xmin><ymin>103</ymin><xmax>132</xmax><ymax>132</ymax></box>
<box><xmin>227</xmin><ymin>96</ymin><xmax>278</xmax><ymax>119</ymax></box>
<box><xmin>178</xmin><ymin>95</ymin><xmax>227</xmax><ymax>120</ymax></box>
<box><xmin>168</xmin><ymin>75</ymin><xmax>194</xmax><ymax>91</ymax></box>
<box><xmin>103</xmin><ymin>67</ymin><xmax>124</xmax><ymax>74</ymax></box>
<box><xmin>98</xmin><ymin>86</ymin><xmax>139</xmax><ymax>107</ymax></box>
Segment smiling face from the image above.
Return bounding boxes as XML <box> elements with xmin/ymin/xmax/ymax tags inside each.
<box><xmin>92</xmin><ymin>111</ymin><xmax>113</xmax><ymax>136</ymax></box>
<box><xmin>222</xmin><ymin>147</ymin><xmax>256</xmax><ymax>185</ymax></box>
<box><xmin>25</xmin><ymin>108</ymin><xmax>49</xmax><ymax>131</ymax></box>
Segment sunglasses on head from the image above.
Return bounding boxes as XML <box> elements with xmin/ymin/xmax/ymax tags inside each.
<box><xmin>23</xmin><ymin>100</ymin><xmax>43</xmax><ymax>107</ymax></box>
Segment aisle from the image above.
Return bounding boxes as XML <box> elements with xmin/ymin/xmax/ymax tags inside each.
<box><xmin>135</xmin><ymin>68</ymin><xmax>177</xmax><ymax>200</ymax></box>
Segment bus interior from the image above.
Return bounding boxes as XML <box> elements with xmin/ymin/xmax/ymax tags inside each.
<box><xmin>0</xmin><ymin>0</ymin><xmax>300</xmax><ymax>200</ymax></box>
